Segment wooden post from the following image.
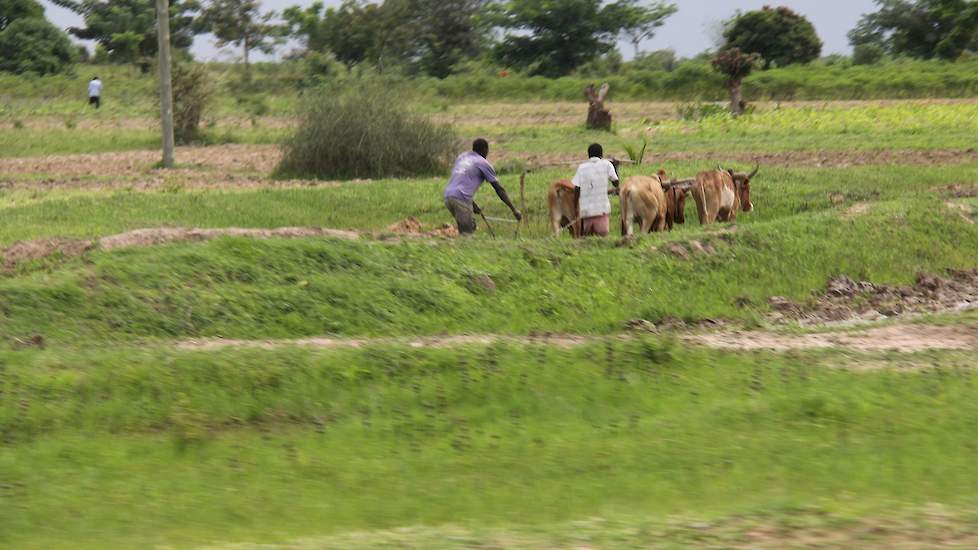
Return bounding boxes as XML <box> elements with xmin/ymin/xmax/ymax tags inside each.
<box><xmin>156</xmin><ymin>0</ymin><xmax>175</xmax><ymax>168</ymax></box>
<box><xmin>519</xmin><ymin>170</ymin><xmax>527</xmax><ymax>228</ymax></box>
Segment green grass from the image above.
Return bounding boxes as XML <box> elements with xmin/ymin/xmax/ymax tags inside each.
<box><xmin>3</xmin><ymin>341</ymin><xmax>978</xmax><ymax>548</ymax></box>
<box><xmin>2</xmin><ymin>162</ymin><xmax>977</xmax><ymax>244</ymax></box>
<box><xmin>3</xmin><ymin>97</ymin><xmax>978</xmax><ymax>548</ymax></box>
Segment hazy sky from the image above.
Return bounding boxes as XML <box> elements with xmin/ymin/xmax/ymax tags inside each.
<box><xmin>41</xmin><ymin>0</ymin><xmax>878</xmax><ymax>61</ymax></box>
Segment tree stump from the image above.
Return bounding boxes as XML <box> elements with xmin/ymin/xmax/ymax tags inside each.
<box><xmin>585</xmin><ymin>83</ymin><xmax>612</xmax><ymax>131</ymax></box>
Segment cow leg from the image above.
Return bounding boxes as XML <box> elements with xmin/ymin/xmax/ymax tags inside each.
<box><xmin>553</xmin><ymin>214</ymin><xmax>564</xmax><ymax>237</ymax></box>
<box><xmin>654</xmin><ymin>214</ymin><xmax>666</xmax><ymax>233</ymax></box>
<box><xmin>639</xmin><ymin>216</ymin><xmax>653</xmax><ymax>234</ymax></box>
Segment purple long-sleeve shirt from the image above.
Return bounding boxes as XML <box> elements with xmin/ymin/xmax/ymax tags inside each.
<box><xmin>443</xmin><ymin>151</ymin><xmax>499</xmax><ymax>202</ymax></box>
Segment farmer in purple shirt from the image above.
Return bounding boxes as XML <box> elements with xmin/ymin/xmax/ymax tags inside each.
<box><xmin>444</xmin><ymin>138</ymin><xmax>522</xmax><ymax>235</ymax></box>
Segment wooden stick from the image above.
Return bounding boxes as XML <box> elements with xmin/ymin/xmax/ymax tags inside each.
<box><xmin>519</xmin><ymin>170</ymin><xmax>527</xmax><ymax>228</ymax></box>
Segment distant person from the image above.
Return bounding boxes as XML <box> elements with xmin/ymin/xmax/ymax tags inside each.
<box><xmin>571</xmin><ymin>143</ymin><xmax>619</xmax><ymax>237</ymax></box>
<box><xmin>88</xmin><ymin>76</ymin><xmax>102</xmax><ymax>109</ymax></box>
<box><xmin>443</xmin><ymin>138</ymin><xmax>522</xmax><ymax>235</ymax></box>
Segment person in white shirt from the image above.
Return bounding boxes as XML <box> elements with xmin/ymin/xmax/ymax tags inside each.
<box><xmin>88</xmin><ymin>77</ymin><xmax>102</xmax><ymax>109</ymax></box>
<box><xmin>571</xmin><ymin>143</ymin><xmax>620</xmax><ymax>237</ymax></box>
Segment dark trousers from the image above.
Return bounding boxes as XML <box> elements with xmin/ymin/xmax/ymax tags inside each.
<box><xmin>445</xmin><ymin>197</ymin><xmax>476</xmax><ymax>234</ymax></box>
<box><xmin>89</xmin><ymin>96</ymin><xmax>100</xmax><ymax>109</ymax></box>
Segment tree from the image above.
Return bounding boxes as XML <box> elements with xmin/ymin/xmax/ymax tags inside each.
<box><xmin>198</xmin><ymin>0</ymin><xmax>280</xmax><ymax>75</ymax></box>
<box><xmin>723</xmin><ymin>6</ymin><xmax>822</xmax><ymax>69</ymax></box>
<box><xmin>52</xmin><ymin>0</ymin><xmax>200</xmax><ymax>67</ymax></box>
<box><xmin>712</xmin><ymin>47</ymin><xmax>760</xmax><ymax>116</ymax></box>
<box><xmin>491</xmin><ymin>0</ymin><xmax>635</xmax><ymax>77</ymax></box>
<box><xmin>848</xmin><ymin>0</ymin><xmax>978</xmax><ymax>60</ymax></box>
<box><xmin>283</xmin><ymin>0</ymin><xmax>488</xmax><ymax>77</ymax></box>
<box><xmin>414</xmin><ymin>0</ymin><xmax>489</xmax><ymax>78</ymax></box>
<box><xmin>613</xmin><ymin>0</ymin><xmax>677</xmax><ymax>57</ymax></box>
<box><xmin>0</xmin><ymin>17</ymin><xmax>77</xmax><ymax>74</ymax></box>
<box><xmin>0</xmin><ymin>0</ymin><xmax>43</xmax><ymax>31</ymax></box>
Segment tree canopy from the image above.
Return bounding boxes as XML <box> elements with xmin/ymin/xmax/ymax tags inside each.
<box><xmin>284</xmin><ymin>0</ymin><xmax>488</xmax><ymax>78</ymax></box>
<box><xmin>0</xmin><ymin>17</ymin><xmax>77</xmax><ymax>74</ymax></box>
<box><xmin>490</xmin><ymin>0</ymin><xmax>635</xmax><ymax>77</ymax></box>
<box><xmin>723</xmin><ymin>6</ymin><xmax>822</xmax><ymax>69</ymax></box>
<box><xmin>848</xmin><ymin>0</ymin><xmax>978</xmax><ymax>60</ymax></box>
<box><xmin>198</xmin><ymin>0</ymin><xmax>280</xmax><ymax>69</ymax></box>
<box><xmin>613</xmin><ymin>0</ymin><xmax>677</xmax><ymax>58</ymax></box>
<box><xmin>0</xmin><ymin>0</ymin><xmax>44</xmax><ymax>31</ymax></box>
<box><xmin>53</xmin><ymin>0</ymin><xmax>200</xmax><ymax>65</ymax></box>
<box><xmin>0</xmin><ymin>0</ymin><xmax>76</xmax><ymax>74</ymax></box>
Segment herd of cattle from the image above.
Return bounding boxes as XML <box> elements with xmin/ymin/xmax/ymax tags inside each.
<box><xmin>548</xmin><ymin>164</ymin><xmax>758</xmax><ymax>237</ymax></box>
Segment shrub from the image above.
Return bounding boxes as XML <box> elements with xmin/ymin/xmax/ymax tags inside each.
<box><xmin>0</xmin><ymin>17</ymin><xmax>77</xmax><ymax>75</ymax></box>
<box><xmin>171</xmin><ymin>63</ymin><xmax>214</xmax><ymax>144</ymax></box>
<box><xmin>853</xmin><ymin>44</ymin><xmax>885</xmax><ymax>66</ymax></box>
<box><xmin>275</xmin><ymin>83</ymin><xmax>457</xmax><ymax>180</ymax></box>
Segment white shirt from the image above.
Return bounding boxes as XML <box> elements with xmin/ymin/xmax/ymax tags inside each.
<box><xmin>572</xmin><ymin>157</ymin><xmax>619</xmax><ymax>218</ymax></box>
<box><xmin>89</xmin><ymin>79</ymin><xmax>102</xmax><ymax>98</ymax></box>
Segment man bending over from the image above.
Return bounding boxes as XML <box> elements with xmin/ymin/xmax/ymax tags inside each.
<box><xmin>443</xmin><ymin>138</ymin><xmax>522</xmax><ymax>235</ymax></box>
<box><xmin>572</xmin><ymin>143</ymin><xmax>620</xmax><ymax>237</ymax></box>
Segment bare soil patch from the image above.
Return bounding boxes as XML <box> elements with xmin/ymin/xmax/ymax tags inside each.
<box><xmin>769</xmin><ymin>271</ymin><xmax>978</xmax><ymax>326</ymax></box>
<box><xmin>0</xmin><ymin>144</ymin><xmax>281</xmax><ymax>179</ymax></box>
<box><xmin>506</xmin><ymin>148</ymin><xmax>978</xmax><ymax>171</ymax></box>
<box><xmin>694</xmin><ymin>323</ymin><xmax>978</xmax><ymax>353</ymax></box>
<box><xmin>99</xmin><ymin>227</ymin><xmax>359</xmax><ymax>251</ymax></box>
<box><xmin>385</xmin><ymin>217</ymin><xmax>459</xmax><ymax>238</ymax></box>
<box><xmin>1</xmin><ymin>238</ymin><xmax>94</xmax><ymax>268</ymax></box>
<box><xmin>179</xmin><ymin>333</ymin><xmax>590</xmax><ymax>352</ymax></box>
<box><xmin>941</xmin><ymin>183</ymin><xmax>978</xmax><ymax>198</ymax></box>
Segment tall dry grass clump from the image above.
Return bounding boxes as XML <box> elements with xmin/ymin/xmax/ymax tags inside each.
<box><xmin>275</xmin><ymin>83</ymin><xmax>457</xmax><ymax>180</ymax></box>
<box><xmin>172</xmin><ymin>63</ymin><xmax>215</xmax><ymax>144</ymax></box>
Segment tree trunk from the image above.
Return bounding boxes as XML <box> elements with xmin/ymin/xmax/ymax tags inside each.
<box><xmin>585</xmin><ymin>83</ymin><xmax>613</xmax><ymax>131</ymax></box>
<box><xmin>727</xmin><ymin>79</ymin><xmax>745</xmax><ymax>116</ymax></box>
<box><xmin>243</xmin><ymin>38</ymin><xmax>251</xmax><ymax>82</ymax></box>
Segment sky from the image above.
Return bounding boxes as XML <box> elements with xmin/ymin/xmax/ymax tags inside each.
<box><xmin>40</xmin><ymin>0</ymin><xmax>879</xmax><ymax>62</ymax></box>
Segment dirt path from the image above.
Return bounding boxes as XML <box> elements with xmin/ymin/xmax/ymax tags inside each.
<box><xmin>691</xmin><ymin>323</ymin><xmax>978</xmax><ymax>353</ymax></box>
<box><xmin>179</xmin><ymin>323</ymin><xmax>978</xmax><ymax>355</ymax></box>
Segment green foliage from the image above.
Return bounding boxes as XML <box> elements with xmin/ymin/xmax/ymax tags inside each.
<box><xmin>283</xmin><ymin>0</ymin><xmax>488</xmax><ymax>78</ymax></box>
<box><xmin>275</xmin><ymin>83</ymin><xmax>457</xmax><ymax>180</ymax></box>
<box><xmin>713</xmin><ymin>48</ymin><xmax>762</xmax><ymax>81</ymax></box>
<box><xmin>723</xmin><ymin>5</ymin><xmax>823</xmax><ymax>68</ymax></box>
<box><xmin>0</xmin><ymin>17</ymin><xmax>77</xmax><ymax>75</ymax></box>
<box><xmin>621</xmin><ymin>135</ymin><xmax>647</xmax><ymax>164</ymax></box>
<box><xmin>197</xmin><ymin>0</ymin><xmax>280</xmax><ymax>70</ymax></box>
<box><xmin>491</xmin><ymin>0</ymin><xmax>634</xmax><ymax>77</ymax></box>
<box><xmin>853</xmin><ymin>43</ymin><xmax>886</xmax><ymax>65</ymax></box>
<box><xmin>0</xmin><ymin>0</ymin><xmax>43</xmax><ymax>31</ymax></box>
<box><xmin>612</xmin><ymin>0</ymin><xmax>677</xmax><ymax>57</ymax></box>
<box><xmin>5</xmin><ymin>340</ymin><xmax>978</xmax><ymax>547</ymax></box>
<box><xmin>171</xmin><ymin>63</ymin><xmax>215</xmax><ymax>144</ymax></box>
<box><xmin>676</xmin><ymin>101</ymin><xmax>728</xmax><ymax>120</ymax></box>
<box><xmin>54</xmin><ymin>0</ymin><xmax>200</xmax><ymax>66</ymax></box>
<box><xmin>849</xmin><ymin>0</ymin><xmax>978</xmax><ymax>60</ymax></box>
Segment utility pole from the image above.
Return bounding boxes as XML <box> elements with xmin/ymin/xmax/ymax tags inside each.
<box><xmin>156</xmin><ymin>0</ymin><xmax>175</xmax><ymax>167</ymax></box>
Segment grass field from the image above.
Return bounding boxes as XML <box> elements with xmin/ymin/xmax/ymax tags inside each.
<box><xmin>2</xmin><ymin>95</ymin><xmax>978</xmax><ymax>548</ymax></box>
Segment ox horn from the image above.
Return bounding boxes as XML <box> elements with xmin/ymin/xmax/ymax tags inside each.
<box><xmin>747</xmin><ymin>163</ymin><xmax>759</xmax><ymax>179</ymax></box>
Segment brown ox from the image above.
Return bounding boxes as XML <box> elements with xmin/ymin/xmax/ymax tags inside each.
<box><xmin>548</xmin><ymin>159</ymin><xmax>622</xmax><ymax>238</ymax></box>
<box><xmin>620</xmin><ymin>172</ymin><xmax>668</xmax><ymax>236</ymax></box>
<box><xmin>691</xmin><ymin>166</ymin><xmax>757</xmax><ymax>225</ymax></box>
<box><xmin>548</xmin><ymin>179</ymin><xmax>581</xmax><ymax>237</ymax></box>
<box><xmin>659</xmin><ymin>170</ymin><xmax>689</xmax><ymax>230</ymax></box>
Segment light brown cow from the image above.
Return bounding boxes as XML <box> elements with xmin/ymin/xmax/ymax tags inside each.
<box><xmin>620</xmin><ymin>173</ymin><xmax>668</xmax><ymax>237</ymax></box>
<box><xmin>691</xmin><ymin>166</ymin><xmax>757</xmax><ymax>225</ymax></box>
<box><xmin>548</xmin><ymin>179</ymin><xmax>581</xmax><ymax>237</ymax></box>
